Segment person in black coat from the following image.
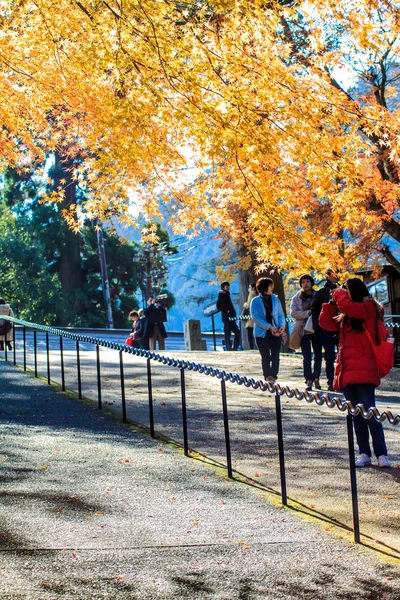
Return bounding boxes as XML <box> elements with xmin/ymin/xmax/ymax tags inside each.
<box><xmin>216</xmin><ymin>282</ymin><xmax>241</xmax><ymax>351</ymax></box>
<box><xmin>143</xmin><ymin>297</ymin><xmax>168</xmax><ymax>351</ymax></box>
<box><xmin>311</xmin><ymin>269</ymin><xmax>340</xmax><ymax>391</ymax></box>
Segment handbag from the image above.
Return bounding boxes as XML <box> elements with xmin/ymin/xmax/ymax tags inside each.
<box><xmin>125</xmin><ymin>337</ymin><xmax>134</xmax><ymax>346</ymax></box>
<box><xmin>289</xmin><ymin>319</ymin><xmax>305</xmax><ymax>350</ymax></box>
<box><xmin>304</xmin><ymin>314</ymin><xmax>314</xmax><ymax>335</ymax></box>
<box><xmin>363</xmin><ymin>320</ymin><xmax>394</xmax><ymax>378</ymax></box>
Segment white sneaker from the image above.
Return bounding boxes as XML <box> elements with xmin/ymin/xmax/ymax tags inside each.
<box><xmin>355</xmin><ymin>453</ymin><xmax>371</xmax><ymax>468</ymax></box>
<box><xmin>377</xmin><ymin>455</ymin><xmax>391</xmax><ymax>468</ymax></box>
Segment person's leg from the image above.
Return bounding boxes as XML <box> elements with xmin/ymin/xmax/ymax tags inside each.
<box><xmin>153</xmin><ymin>325</ymin><xmax>161</xmax><ymax>351</ymax></box>
<box><xmin>269</xmin><ymin>333</ymin><xmax>281</xmax><ymax>379</ymax></box>
<box><xmin>149</xmin><ymin>335</ymin><xmax>156</xmax><ymax>351</ymax></box>
<box><xmin>158</xmin><ymin>331</ymin><xmax>166</xmax><ymax>351</ymax></box>
<box><xmin>255</xmin><ymin>336</ymin><xmax>272</xmax><ymax>379</ymax></box>
<box><xmin>0</xmin><ymin>340</ymin><xmax>3</xmax><ymax>351</ymax></box>
<box><xmin>223</xmin><ymin>319</ymin><xmax>231</xmax><ymax>350</ymax></box>
<box><xmin>343</xmin><ymin>384</ymin><xmax>372</xmax><ymax>457</ymax></box>
<box><xmin>312</xmin><ymin>334</ymin><xmax>323</xmax><ymax>382</ymax></box>
<box><xmin>141</xmin><ymin>338</ymin><xmax>150</xmax><ymax>350</ymax></box>
<box><xmin>323</xmin><ymin>333</ymin><xmax>336</xmax><ymax>388</ymax></box>
<box><xmin>355</xmin><ymin>384</ymin><xmax>388</xmax><ymax>458</ymax></box>
<box><xmin>231</xmin><ymin>321</ymin><xmax>241</xmax><ymax>350</ymax></box>
<box><xmin>247</xmin><ymin>327</ymin><xmax>254</xmax><ymax>350</ymax></box>
<box><xmin>300</xmin><ymin>335</ymin><xmax>312</xmax><ymax>382</ymax></box>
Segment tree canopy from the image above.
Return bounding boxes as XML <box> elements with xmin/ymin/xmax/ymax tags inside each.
<box><xmin>1</xmin><ymin>0</ymin><xmax>400</xmax><ymax>274</ymax></box>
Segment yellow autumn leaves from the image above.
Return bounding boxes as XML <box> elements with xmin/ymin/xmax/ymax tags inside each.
<box><xmin>0</xmin><ymin>0</ymin><xmax>399</xmax><ymax>272</ymax></box>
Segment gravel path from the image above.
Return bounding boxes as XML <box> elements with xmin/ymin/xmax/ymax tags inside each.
<box><xmin>1</xmin><ymin>358</ymin><xmax>400</xmax><ymax>599</ymax></box>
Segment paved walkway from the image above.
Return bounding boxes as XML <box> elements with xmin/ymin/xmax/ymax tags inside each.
<box><xmin>1</xmin><ymin>359</ymin><xmax>400</xmax><ymax>599</ymax></box>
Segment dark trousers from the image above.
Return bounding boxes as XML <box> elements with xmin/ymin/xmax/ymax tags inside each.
<box><xmin>300</xmin><ymin>334</ymin><xmax>322</xmax><ymax>382</ymax></box>
<box><xmin>256</xmin><ymin>332</ymin><xmax>281</xmax><ymax>379</ymax></box>
<box><xmin>343</xmin><ymin>384</ymin><xmax>388</xmax><ymax>458</ymax></box>
<box><xmin>247</xmin><ymin>327</ymin><xmax>254</xmax><ymax>350</ymax></box>
<box><xmin>315</xmin><ymin>330</ymin><xmax>337</xmax><ymax>386</ymax></box>
<box><xmin>223</xmin><ymin>319</ymin><xmax>241</xmax><ymax>350</ymax></box>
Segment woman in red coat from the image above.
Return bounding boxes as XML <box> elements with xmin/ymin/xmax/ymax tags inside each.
<box><xmin>320</xmin><ymin>278</ymin><xmax>390</xmax><ymax>468</ymax></box>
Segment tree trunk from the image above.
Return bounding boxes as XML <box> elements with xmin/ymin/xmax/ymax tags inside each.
<box><xmin>238</xmin><ymin>246</ymin><xmax>287</xmax><ymax>349</ymax></box>
<box><xmin>96</xmin><ymin>222</ymin><xmax>114</xmax><ymax>328</ymax></box>
<box><xmin>54</xmin><ymin>152</ymin><xmax>84</xmax><ymax>297</ymax></box>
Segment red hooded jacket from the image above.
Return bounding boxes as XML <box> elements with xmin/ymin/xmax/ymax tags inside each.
<box><xmin>319</xmin><ymin>289</ymin><xmax>381</xmax><ymax>391</ymax></box>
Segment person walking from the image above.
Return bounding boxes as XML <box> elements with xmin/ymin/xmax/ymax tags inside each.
<box><xmin>251</xmin><ymin>277</ymin><xmax>286</xmax><ymax>382</ymax></box>
<box><xmin>320</xmin><ymin>278</ymin><xmax>391</xmax><ymax>468</ymax></box>
<box><xmin>242</xmin><ymin>283</ymin><xmax>257</xmax><ymax>349</ymax></box>
<box><xmin>216</xmin><ymin>282</ymin><xmax>241</xmax><ymax>351</ymax></box>
<box><xmin>143</xmin><ymin>297</ymin><xmax>168</xmax><ymax>351</ymax></box>
<box><xmin>290</xmin><ymin>274</ymin><xmax>322</xmax><ymax>391</ymax></box>
<box><xmin>0</xmin><ymin>297</ymin><xmax>14</xmax><ymax>351</ymax></box>
<box><xmin>311</xmin><ymin>269</ymin><xmax>340</xmax><ymax>391</ymax></box>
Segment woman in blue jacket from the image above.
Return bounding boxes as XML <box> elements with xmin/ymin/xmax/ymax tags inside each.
<box><xmin>251</xmin><ymin>277</ymin><xmax>286</xmax><ymax>382</ymax></box>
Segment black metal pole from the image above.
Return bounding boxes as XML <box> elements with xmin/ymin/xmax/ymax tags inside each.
<box><xmin>211</xmin><ymin>314</ymin><xmax>217</xmax><ymax>351</ymax></box>
<box><xmin>220</xmin><ymin>377</ymin><xmax>233</xmax><ymax>478</ymax></box>
<box><xmin>96</xmin><ymin>345</ymin><xmax>102</xmax><ymax>409</ymax></box>
<box><xmin>120</xmin><ymin>350</ymin><xmax>127</xmax><ymax>423</ymax></box>
<box><xmin>4</xmin><ymin>326</ymin><xmax>8</xmax><ymax>362</ymax></box>
<box><xmin>34</xmin><ymin>329</ymin><xmax>37</xmax><ymax>377</ymax></box>
<box><xmin>13</xmin><ymin>324</ymin><xmax>16</xmax><ymax>365</ymax></box>
<box><xmin>347</xmin><ymin>414</ymin><xmax>360</xmax><ymax>543</ymax></box>
<box><xmin>76</xmin><ymin>340</ymin><xmax>82</xmax><ymax>399</ymax></box>
<box><xmin>275</xmin><ymin>392</ymin><xmax>288</xmax><ymax>506</ymax></box>
<box><xmin>23</xmin><ymin>326</ymin><xmax>26</xmax><ymax>371</ymax></box>
<box><xmin>60</xmin><ymin>336</ymin><xmax>65</xmax><ymax>391</ymax></box>
<box><xmin>46</xmin><ymin>331</ymin><xmax>50</xmax><ymax>384</ymax></box>
<box><xmin>180</xmin><ymin>367</ymin><xmax>189</xmax><ymax>456</ymax></box>
<box><xmin>147</xmin><ymin>358</ymin><xmax>155</xmax><ymax>438</ymax></box>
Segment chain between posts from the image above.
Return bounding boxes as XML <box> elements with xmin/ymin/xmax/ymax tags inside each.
<box><xmin>2</xmin><ymin>316</ymin><xmax>400</xmax><ymax>427</ymax></box>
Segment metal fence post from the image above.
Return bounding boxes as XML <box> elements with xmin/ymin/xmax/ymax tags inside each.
<box><xmin>76</xmin><ymin>340</ymin><xmax>82</xmax><ymax>398</ymax></box>
<box><xmin>96</xmin><ymin>344</ymin><xmax>102</xmax><ymax>409</ymax></box>
<box><xmin>46</xmin><ymin>331</ymin><xmax>50</xmax><ymax>384</ymax></box>
<box><xmin>220</xmin><ymin>376</ymin><xmax>233</xmax><ymax>478</ymax></box>
<box><xmin>180</xmin><ymin>367</ymin><xmax>189</xmax><ymax>456</ymax></box>
<box><xmin>346</xmin><ymin>414</ymin><xmax>361</xmax><ymax>543</ymax></box>
<box><xmin>120</xmin><ymin>350</ymin><xmax>127</xmax><ymax>423</ymax></box>
<box><xmin>275</xmin><ymin>391</ymin><xmax>288</xmax><ymax>506</ymax></box>
<box><xmin>13</xmin><ymin>324</ymin><xmax>16</xmax><ymax>365</ymax></box>
<box><xmin>147</xmin><ymin>358</ymin><xmax>155</xmax><ymax>437</ymax></box>
<box><xmin>23</xmin><ymin>326</ymin><xmax>26</xmax><ymax>371</ymax></box>
<box><xmin>34</xmin><ymin>329</ymin><xmax>37</xmax><ymax>377</ymax></box>
<box><xmin>211</xmin><ymin>314</ymin><xmax>217</xmax><ymax>351</ymax></box>
<box><xmin>60</xmin><ymin>336</ymin><xmax>65</xmax><ymax>391</ymax></box>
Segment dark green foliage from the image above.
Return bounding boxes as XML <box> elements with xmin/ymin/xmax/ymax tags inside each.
<box><xmin>0</xmin><ymin>165</ymin><xmax>176</xmax><ymax>328</ymax></box>
<box><xmin>0</xmin><ymin>203</ymin><xmax>61</xmax><ymax>323</ymax></box>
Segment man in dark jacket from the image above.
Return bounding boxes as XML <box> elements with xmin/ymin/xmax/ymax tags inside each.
<box><xmin>216</xmin><ymin>282</ymin><xmax>241</xmax><ymax>351</ymax></box>
<box><xmin>311</xmin><ymin>269</ymin><xmax>339</xmax><ymax>391</ymax></box>
<box><xmin>144</xmin><ymin>297</ymin><xmax>168</xmax><ymax>351</ymax></box>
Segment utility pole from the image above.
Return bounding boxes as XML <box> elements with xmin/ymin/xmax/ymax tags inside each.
<box><xmin>96</xmin><ymin>221</ymin><xmax>114</xmax><ymax>328</ymax></box>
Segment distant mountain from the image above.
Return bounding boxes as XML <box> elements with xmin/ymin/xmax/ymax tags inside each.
<box><xmin>115</xmin><ymin>218</ymin><xmax>240</xmax><ymax>334</ymax></box>
<box><xmin>165</xmin><ymin>233</ymin><xmax>240</xmax><ymax>333</ymax></box>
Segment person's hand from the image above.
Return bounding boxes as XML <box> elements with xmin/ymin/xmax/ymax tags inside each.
<box><xmin>269</xmin><ymin>326</ymin><xmax>278</xmax><ymax>335</ymax></box>
<box><xmin>277</xmin><ymin>326</ymin><xmax>285</xmax><ymax>335</ymax></box>
<box><xmin>333</xmin><ymin>313</ymin><xmax>344</xmax><ymax>323</ymax></box>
